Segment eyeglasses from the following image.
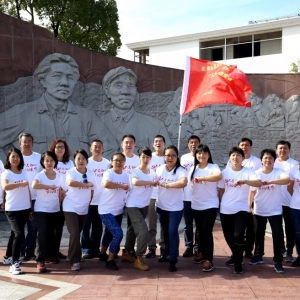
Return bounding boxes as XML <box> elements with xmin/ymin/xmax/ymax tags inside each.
<box><xmin>82</xmin><ymin>173</ymin><xmax>88</xmax><ymax>183</ymax></box>
<box><xmin>112</xmin><ymin>159</ymin><xmax>125</xmax><ymax>163</ymax></box>
<box><xmin>55</xmin><ymin>146</ymin><xmax>65</xmax><ymax>149</ymax></box>
<box><xmin>164</xmin><ymin>155</ymin><xmax>177</xmax><ymax>158</ymax></box>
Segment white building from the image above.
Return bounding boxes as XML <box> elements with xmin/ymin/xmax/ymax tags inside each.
<box><xmin>126</xmin><ymin>15</ymin><xmax>300</xmax><ymax>73</ymax></box>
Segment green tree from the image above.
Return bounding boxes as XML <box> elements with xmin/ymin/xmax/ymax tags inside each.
<box><xmin>1</xmin><ymin>0</ymin><xmax>121</xmax><ymax>56</ymax></box>
<box><xmin>290</xmin><ymin>60</ymin><xmax>300</xmax><ymax>73</ymax></box>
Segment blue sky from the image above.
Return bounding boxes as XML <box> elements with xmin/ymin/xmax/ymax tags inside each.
<box><xmin>116</xmin><ymin>0</ymin><xmax>300</xmax><ymax>60</ymax></box>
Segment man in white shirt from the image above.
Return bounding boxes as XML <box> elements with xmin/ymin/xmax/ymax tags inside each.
<box><xmin>145</xmin><ymin>135</ymin><xmax>166</xmax><ymax>258</ymax></box>
<box><xmin>81</xmin><ymin>139</ymin><xmax>110</xmax><ymax>259</ymax></box>
<box><xmin>180</xmin><ymin>135</ymin><xmax>200</xmax><ymax>257</ymax></box>
<box><xmin>226</xmin><ymin>137</ymin><xmax>262</xmax><ymax>259</ymax></box>
<box><xmin>274</xmin><ymin>140</ymin><xmax>298</xmax><ymax>263</ymax></box>
<box><xmin>19</xmin><ymin>133</ymin><xmax>42</xmax><ymax>261</ymax></box>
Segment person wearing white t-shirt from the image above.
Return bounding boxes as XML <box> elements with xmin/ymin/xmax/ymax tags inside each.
<box><xmin>218</xmin><ymin>147</ymin><xmax>261</xmax><ymax>275</ymax></box>
<box><xmin>226</xmin><ymin>138</ymin><xmax>262</xmax><ymax>259</ymax></box>
<box><xmin>146</xmin><ymin>135</ymin><xmax>166</xmax><ymax>259</ymax></box>
<box><xmin>289</xmin><ymin>164</ymin><xmax>300</xmax><ymax>267</ymax></box>
<box><xmin>122</xmin><ymin>147</ymin><xmax>158</xmax><ymax>271</ymax></box>
<box><xmin>274</xmin><ymin>140</ymin><xmax>298</xmax><ymax>262</ymax></box>
<box><xmin>63</xmin><ymin>149</ymin><xmax>96</xmax><ymax>271</ymax></box>
<box><xmin>98</xmin><ymin>152</ymin><xmax>129</xmax><ymax>271</ymax></box>
<box><xmin>32</xmin><ymin>151</ymin><xmax>63</xmax><ymax>273</ymax></box>
<box><xmin>248</xmin><ymin>149</ymin><xmax>289</xmax><ymax>274</ymax></box>
<box><xmin>121</xmin><ymin>134</ymin><xmax>140</xmax><ymax>175</ymax></box>
<box><xmin>49</xmin><ymin>139</ymin><xmax>74</xmax><ymax>260</ymax></box>
<box><xmin>81</xmin><ymin>139</ymin><xmax>110</xmax><ymax>259</ymax></box>
<box><xmin>19</xmin><ymin>133</ymin><xmax>42</xmax><ymax>262</ymax></box>
<box><xmin>180</xmin><ymin>135</ymin><xmax>200</xmax><ymax>258</ymax></box>
<box><xmin>189</xmin><ymin>145</ymin><xmax>222</xmax><ymax>272</ymax></box>
<box><xmin>2</xmin><ymin>148</ymin><xmax>31</xmax><ymax>275</ymax></box>
<box><xmin>156</xmin><ymin>146</ymin><xmax>187</xmax><ymax>272</ymax></box>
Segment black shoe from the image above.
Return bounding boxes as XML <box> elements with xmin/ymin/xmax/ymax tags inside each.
<box><xmin>158</xmin><ymin>255</ymin><xmax>168</xmax><ymax>262</ymax></box>
<box><xmin>292</xmin><ymin>256</ymin><xmax>300</xmax><ymax>267</ymax></box>
<box><xmin>99</xmin><ymin>252</ymin><xmax>109</xmax><ymax>262</ymax></box>
<box><xmin>145</xmin><ymin>249</ymin><xmax>156</xmax><ymax>259</ymax></box>
<box><xmin>24</xmin><ymin>254</ymin><xmax>36</xmax><ymax>261</ymax></box>
<box><xmin>105</xmin><ymin>260</ymin><xmax>118</xmax><ymax>270</ymax></box>
<box><xmin>244</xmin><ymin>252</ymin><xmax>254</xmax><ymax>259</ymax></box>
<box><xmin>234</xmin><ymin>263</ymin><xmax>243</xmax><ymax>274</ymax></box>
<box><xmin>226</xmin><ymin>256</ymin><xmax>235</xmax><ymax>266</ymax></box>
<box><xmin>183</xmin><ymin>248</ymin><xmax>193</xmax><ymax>257</ymax></box>
<box><xmin>57</xmin><ymin>252</ymin><xmax>67</xmax><ymax>259</ymax></box>
<box><xmin>168</xmin><ymin>261</ymin><xmax>177</xmax><ymax>272</ymax></box>
<box><xmin>160</xmin><ymin>248</ymin><xmax>165</xmax><ymax>257</ymax></box>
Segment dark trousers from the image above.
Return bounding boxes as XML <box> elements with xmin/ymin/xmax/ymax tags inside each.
<box><xmin>183</xmin><ymin>201</ymin><xmax>199</xmax><ymax>250</ymax></box>
<box><xmin>290</xmin><ymin>208</ymin><xmax>300</xmax><ymax>255</ymax></box>
<box><xmin>282</xmin><ymin>205</ymin><xmax>295</xmax><ymax>254</ymax></box>
<box><xmin>64</xmin><ymin>212</ymin><xmax>86</xmax><ymax>264</ymax></box>
<box><xmin>193</xmin><ymin>208</ymin><xmax>217</xmax><ymax>262</ymax></box>
<box><xmin>6</xmin><ymin>209</ymin><xmax>31</xmax><ymax>262</ymax></box>
<box><xmin>81</xmin><ymin>205</ymin><xmax>102</xmax><ymax>256</ymax></box>
<box><xmin>53</xmin><ymin>205</ymin><xmax>65</xmax><ymax>255</ymax></box>
<box><xmin>245</xmin><ymin>212</ymin><xmax>255</xmax><ymax>254</ymax></box>
<box><xmin>220</xmin><ymin>211</ymin><xmax>248</xmax><ymax>264</ymax></box>
<box><xmin>35</xmin><ymin>211</ymin><xmax>59</xmax><ymax>263</ymax></box>
<box><xmin>21</xmin><ymin>199</ymin><xmax>37</xmax><ymax>256</ymax></box>
<box><xmin>253</xmin><ymin>214</ymin><xmax>284</xmax><ymax>262</ymax></box>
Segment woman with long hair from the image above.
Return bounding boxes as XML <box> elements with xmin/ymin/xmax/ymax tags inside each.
<box><xmin>189</xmin><ymin>145</ymin><xmax>222</xmax><ymax>271</ymax></box>
<box><xmin>48</xmin><ymin>139</ymin><xmax>74</xmax><ymax>260</ymax></box>
<box><xmin>98</xmin><ymin>152</ymin><xmax>129</xmax><ymax>271</ymax></box>
<box><xmin>1</xmin><ymin>148</ymin><xmax>31</xmax><ymax>275</ymax></box>
<box><xmin>63</xmin><ymin>149</ymin><xmax>96</xmax><ymax>271</ymax></box>
<box><xmin>32</xmin><ymin>151</ymin><xmax>62</xmax><ymax>272</ymax></box>
<box><xmin>156</xmin><ymin>145</ymin><xmax>187</xmax><ymax>272</ymax></box>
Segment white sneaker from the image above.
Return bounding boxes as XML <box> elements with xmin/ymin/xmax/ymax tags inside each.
<box><xmin>9</xmin><ymin>262</ymin><xmax>22</xmax><ymax>275</ymax></box>
<box><xmin>71</xmin><ymin>262</ymin><xmax>80</xmax><ymax>271</ymax></box>
<box><xmin>3</xmin><ymin>256</ymin><xmax>13</xmax><ymax>265</ymax></box>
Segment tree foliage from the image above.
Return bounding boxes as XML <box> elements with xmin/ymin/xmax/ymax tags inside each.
<box><xmin>1</xmin><ymin>0</ymin><xmax>121</xmax><ymax>56</ymax></box>
<box><xmin>290</xmin><ymin>60</ymin><xmax>300</xmax><ymax>73</ymax></box>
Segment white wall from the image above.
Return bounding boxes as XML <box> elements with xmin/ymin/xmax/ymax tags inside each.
<box><xmin>149</xmin><ymin>40</ymin><xmax>199</xmax><ymax>69</ymax></box>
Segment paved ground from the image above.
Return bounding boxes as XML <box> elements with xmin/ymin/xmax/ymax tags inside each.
<box><xmin>0</xmin><ymin>218</ymin><xmax>299</xmax><ymax>300</ymax></box>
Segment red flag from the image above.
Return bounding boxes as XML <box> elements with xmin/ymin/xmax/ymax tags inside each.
<box><xmin>180</xmin><ymin>57</ymin><xmax>252</xmax><ymax>115</ymax></box>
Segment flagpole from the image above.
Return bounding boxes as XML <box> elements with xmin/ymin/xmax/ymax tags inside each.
<box><xmin>177</xmin><ymin>114</ymin><xmax>183</xmax><ymax>151</ymax></box>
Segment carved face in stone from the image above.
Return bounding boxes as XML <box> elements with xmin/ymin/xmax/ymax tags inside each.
<box><xmin>107</xmin><ymin>73</ymin><xmax>137</xmax><ymax>110</ymax></box>
<box><xmin>40</xmin><ymin>62</ymin><xmax>77</xmax><ymax>101</ymax></box>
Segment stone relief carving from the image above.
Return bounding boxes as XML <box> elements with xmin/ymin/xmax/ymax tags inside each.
<box><xmin>0</xmin><ymin>53</ymin><xmax>300</xmax><ymax>165</ymax></box>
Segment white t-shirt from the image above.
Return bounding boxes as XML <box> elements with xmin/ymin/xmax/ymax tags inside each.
<box><xmin>251</xmin><ymin>168</ymin><xmax>287</xmax><ymax>216</ymax></box>
<box><xmin>63</xmin><ymin>167</ymin><xmax>96</xmax><ymax>215</ymax></box>
<box><xmin>1</xmin><ymin>169</ymin><xmax>31</xmax><ymax>211</ymax></box>
<box><xmin>289</xmin><ymin>165</ymin><xmax>300</xmax><ymax>210</ymax></box>
<box><xmin>226</xmin><ymin>155</ymin><xmax>262</xmax><ymax>171</ymax></box>
<box><xmin>55</xmin><ymin>160</ymin><xmax>74</xmax><ymax>191</ymax></box>
<box><xmin>156</xmin><ymin>165</ymin><xmax>187</xmax><ymax>211</ymax></box>
<box><xmin>218</xmin><ymin>167</ymin><xmax>259</xmax><ymax>214</ymax></box>
<box><xmin>274</xmin><ymin>157</ymin><xmax>298</xmax><ymax>206</ymax></box>
<box><xmin>34</xmin><ymin>171</ymin><xmax>62</xmax><ymax>213</ymax></box>
<box><xmin>0</xmin><ymin>160</ymin><xmax>4</xmax><ymax>204</ymax></box>
<box><xmin>98</xmin><ymin>169</ymin><xmax>129</xmax><ymax>216</ymax></box>
<box><xmin>23</xmin><ymin>152</ymin><xmax>42</xmax><ymax>200</ymax></box>
<box><xmin>148</xmin><ymin>153</ymin><xmax>165</xmax><ymax>200</ymax></box>
<box><xmin>123</xmin><ymin>154</ymin><xmax>140</xmax><ymax>175</ymax></box>
<box><xmin>126</xmin><ymin>168</ymin><xmax>158</xmax><ymax>208</ymax></box>
<box><xmin>189</xmin><ymin>163</ymin><xmax>221</xmax><ymax>210</ymax></box>
<box><xmin>181</xmin><ymin>153</ymin><xmax>195</xmax><ymax>201</ymax></box>
<box><xmin>87</xmin><ymin>157</ymin><xmax>110</xmax><ymax>205</ymax></box>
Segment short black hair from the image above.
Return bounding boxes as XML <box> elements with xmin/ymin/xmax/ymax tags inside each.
<box><xmin>121</xmin><ymin>134</ymin><xmax>136</xmax><ymax>142</ymax></box>
<box><xmin>138</xmin><ymin>147</ymin><xmax>152</xmax><ymax>157</ymax></box>
<box><xmin>90</xmin><ymin>139</ymin><xmax>103</xmax><ymax>146</ymax></box>
<box><xmin>153</xmin><ymin>135</ymin><xmax>166</xmax><ymax>143</ymax></box>
<box><xmin>238</xmin><ymin>138</ymin><xmax>252</xmax><ymax>147</ymax></box>
<box><xmin>276</xmin><ymin>140</ymin><xmax>291</xmax><ymax>149</ymax></box>
<box><xmin>229</xmin><ymin>146</ymin><xmax>245</xmax><ymax>158</ymax></box>
<box><xmin>19</xmin><ymin>132</ymin><xmax>34</xmax><ymax>143</ymax></box>
<box><xmin>74</xmin><ymin>149</ymin><xmax>89</xmax><ymax>162</ymax></box>
<box><xmin>4</xmin><ymin>148</ymin><xmax>24</xmax><ymax>170</ymax></box>
<box><xmin>40</xmin><ymin>151</ymin><xmax>58</xmax><ymax>169</ymax></box>
<box><xmin>188</xmin><ymin>135</ymin><xmax>200</xmax><ymax>143</ymax></box>
<box><xmin>260</xmin><ymin>149</ymin><xmax>276</xmax><ymax>161</ymax></box>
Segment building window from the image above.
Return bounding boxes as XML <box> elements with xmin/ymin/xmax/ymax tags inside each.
<box><xmin>199</xmin><ymin>31</ymin><xmax>282</xmax><ymax>61</ymax></box>
<box><xmin>134</xmin><ymin>49</ymin><xmax>149</xmax><ymax>64</ymax></box>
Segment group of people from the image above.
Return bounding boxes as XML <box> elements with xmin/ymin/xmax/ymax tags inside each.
<box><xmin>1</xmin><ymin>132</ymin><xmax>300</xmax><ymax>276</ymax></box>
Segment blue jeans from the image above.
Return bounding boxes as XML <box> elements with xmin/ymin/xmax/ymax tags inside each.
<box><xmin>101</xmin><ymin>213</ymin><xmax>123</xmax><ymax>254</ymax></box>
<box><xmin>81</xmin><ymin>205</ymin><xmax>102</xmax><ymax>256</ymax></box>
<box><xmin>290</xmin><ymin>208</ymin><xmax>300</xmax><ymax>255</ymax></box>
<box><xmin>183</xmin><ymin>201</ymin><xmax>198</xmax><ymax>250</ymax></box>
<box><xmin>156</xmin><ymin>207</ymin><xmax>183</xmax><ymax>262</ymax></box>
<box><xmin>20</xmin><ymin>200</ymin><xmax>37</xmax><ymax>256</ymax></box>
